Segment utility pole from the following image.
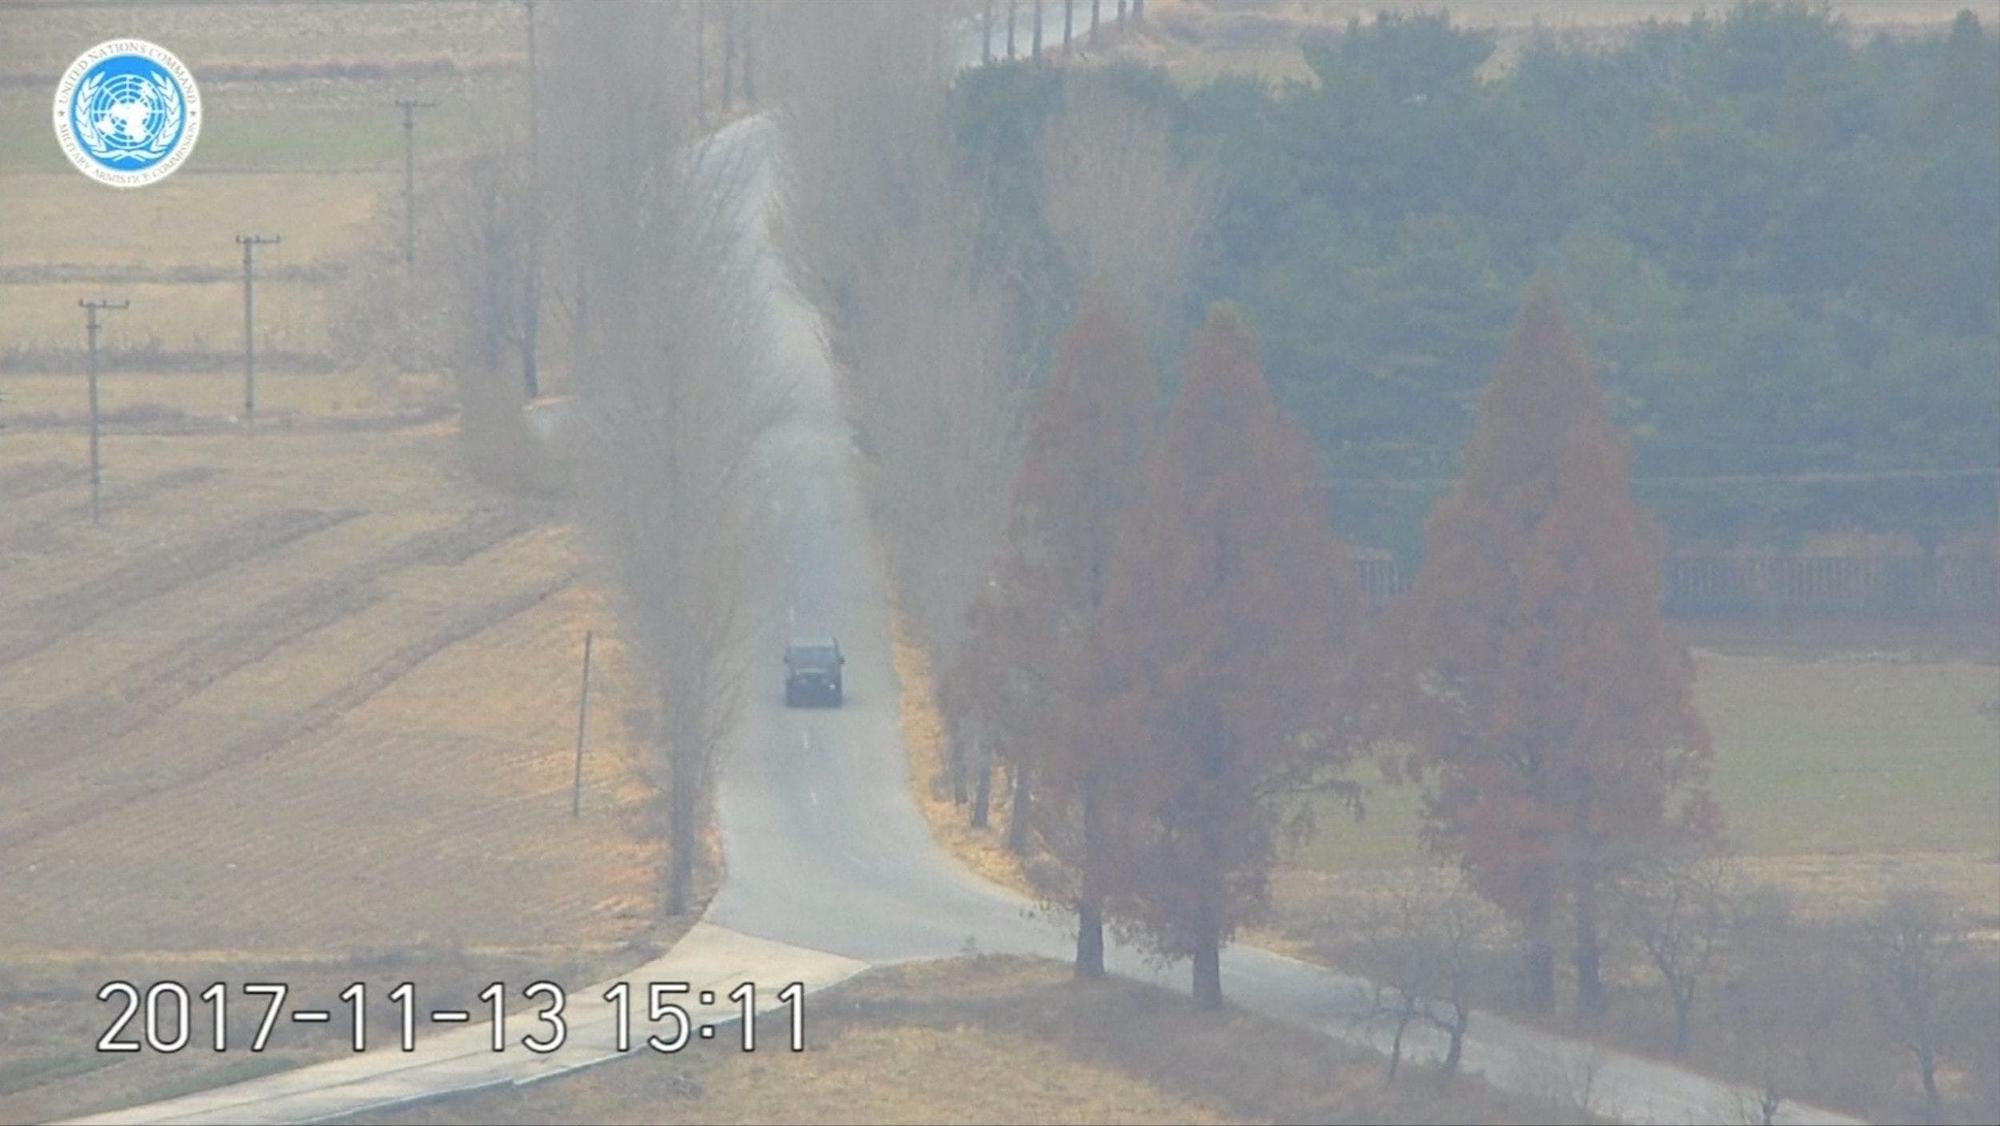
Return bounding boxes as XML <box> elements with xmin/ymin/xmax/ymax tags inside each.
<box><xmin>982</xmin><ymin>0</ymin><xmax>992</xmax><ymax>64</ymax></box>
<box><xmin>1064</xmin><ymin>0</ymin><xmax>1074</xmax><ymax>51</ymax></box>
<box><xmin>1032</xmin><ymin>0</ymin><xmax>1042</xmax><ymax>61</ymax></box>
<box><xmin>235</xmin><ymin>234</ymin><xmax>280</xmax><ymax>424</ymax></box>
<box><xmin>394</xmin><ymin>98</ymin><xmax>437</xmax><ymax>266</ymax></box>
<box><xmin>571</xmin><ymin>630</ymin><xmax>594</xmax><ymax>817</ymax></box>
<box><xmin>1091</xmin><ymin>0</ymin><xmax>1101</xmax><ymax>46</ymax></box>
<box><xmin>522</xmin><ymin>0</ymin><xmax>542</xmax><ymax>399</ymax></box>
<box><xmin>1007</xmin><ymin>0</ymin><xmax>1016</xmax><ymax>59</ymax></box>
<box><xmin>79</xmin><ymin>298</ymin><xmax>128</xmax><ymax>525</ymax></box>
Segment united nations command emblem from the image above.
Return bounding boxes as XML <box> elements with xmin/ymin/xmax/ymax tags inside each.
<box><xmin>52</xmin><ymin>40</ymin><xmax>202</xmax><ymax>188</ymax></box>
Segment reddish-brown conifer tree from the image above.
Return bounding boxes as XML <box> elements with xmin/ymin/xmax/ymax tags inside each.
<box><xmin>1384</xmin><ymin>282</ymin><xmax>1718</xmax><ymax>1016</ymax></box>
<box><xmin>962</xmin><ymin>292</ymin><xmax>1160</xmax><ymax>978</ymax></box>
<box><xmin>1095</xmin><ymin>304</ymin><xmax>1365</xmax><ymax>1009</ymax></box>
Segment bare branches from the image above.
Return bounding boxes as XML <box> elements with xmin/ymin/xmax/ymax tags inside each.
<box><xmin>1041</xmin><ymin>82</ymin><xmax>1215</xmax><ymax>340</ymax></box>
<box><xmin>1853</xmin><ymin>889</ymin><xmax>1967</xmax><ymax>1124</ymax></box>
<box><xmin>771</xmin><ymin>1</ymin><xmax>1028</xmax><ymax>676</ymax></box>
<box><xmin>1347</xmin><ymin>870</ymin><xmax>1502</xmax><ymax>1081</ymax></box>
<box><xmin>1613</xmin><ymin>848</ymin><xmax>1734</xmax><ymax>1056</ymax></box>
<box><xmin>544</xmin><ymin>1</ymin><xmax>782</xmax><ymax>916</ymax></box>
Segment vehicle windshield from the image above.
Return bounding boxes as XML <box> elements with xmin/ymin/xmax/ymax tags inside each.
<box><xmin>791</xmin><ymin>645</ymin><xmax>838</xmax><ymax>666</ymax></box>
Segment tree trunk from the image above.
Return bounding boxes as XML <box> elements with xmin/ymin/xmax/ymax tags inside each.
<box><xmin>1919</xmin><ymin>1048</ymin><xmax>1941</xmax><ymax>1124</ymax></box>
<box><xmin>1525</xmin><ymin>890</ymin><xmax>1556</xmax><ymax>1012</ymax></box>
<box><xmin>1005</xmin><ymin>761</ymin><xmax>1033</xmax><ymax>852</ymax></box>
<box><xmin>949</xmin><ymin>733</ymin><xmax>968</xmax><ymax>804</ymax></box>
<box><xmin>1075</xmin><ymin>779</ymin><xmax>1104</xmax><ymax>977</ymax></box>
<box><xmin>720</xmin><ymin>2</ymin><xmax>735</xmax><ymax>112</ymax></box>
<box><xmin>667</xmin><ymin>746</ymin><xmax>698</xmax><ymax>915</ymax></box>
<box><xmin>1192</xmin><ymin>933</ymin><xmax>1223</xmax><ymax>1009</ymax></box>
<box><xmin>1032</xmin><ymin>0</ymin><xmax>1042</xmax><ymax>61</ymax></box>
<box><xmin>739</xmin><ymin>9</ymin><xmax>754</xmax><ymax>105</ymax></box>
<box><xmin>970</xmin><ymin>758</ymin><xmax>991</xmax><ymax>828</ymax></box>
<box><xmin>1575</xmin><ymin>867</ymin><xmax>1607</xmax><ymax>1019</ymax></box>
<box><xmin>1385</xmin><ymin>1013</ymin><xmax>1407</xmax><ymax>1082</ymax></box>
<box><xmin>1672</xmin><ymin>992</ymin><xmax>1693</xmax><ymax>1056</ymax></box>
<box><xmin>695</xmin><ymin>1</ymin><xmax>707</xmax><ymax>125</ymax></box>
<box><xmin>1444</xmin><ymin>1011</ymin><xmax>1467</xmax><ymax>1075</ymax></box>
<box><xmin>1075</xmin><ymin>896</ymin><xmax>1105</xmax><ymax>979</ymax></box>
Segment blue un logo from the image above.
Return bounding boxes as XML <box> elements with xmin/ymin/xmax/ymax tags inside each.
<box><xmin>53</xmin><ymin>40</ymin><xmax>202</xmax><ymax>188</ymax></box>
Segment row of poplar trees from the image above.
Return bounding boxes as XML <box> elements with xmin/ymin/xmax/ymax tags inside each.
<box><xmin>959</xmin><ymin>280</ymin><xmax>1716</xmax><ymax>1012</ymax></box>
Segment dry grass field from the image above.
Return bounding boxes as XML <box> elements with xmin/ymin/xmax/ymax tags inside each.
<box><xmin>357</xmin><ymin>955</ymin><xmax>1592</xmax><ymax>1126</ymax></box>
<box><xmin>0</xmin><ymin>422</ymin><xmax>679</xmax><ymax>1123</ymax></box>
<box><xmin>0</xmin><ymin>6</ymin><xmax>687</xmax><ymax>1120</ymax></box>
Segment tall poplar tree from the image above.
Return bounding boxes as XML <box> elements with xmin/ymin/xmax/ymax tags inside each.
<box><xmin>1386</xmin><ymin>282</ymin><xmax>1718</xmax><ymax>1016</ymax></box>
<box><xmin>1096</xmin><ymin>305</ymin><xmax>1365</xmax><ymax>1009</ymax></box>
<box><xmin>967</xmin><ymin>292</ymin><xmax>1159</xmax><ymax>978</ymax></box>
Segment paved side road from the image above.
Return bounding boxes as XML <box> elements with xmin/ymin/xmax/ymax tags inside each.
<box><xmin>77</xmin><ymin>114</ymin><xmax>1860</xmax><ymax>1126</ymax></box>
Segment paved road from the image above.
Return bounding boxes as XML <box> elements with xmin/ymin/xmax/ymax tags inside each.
<box><xmin>79</xmin><ymin>112</ymin><xmax>1856</xmax><ymax>1126</ymax></box>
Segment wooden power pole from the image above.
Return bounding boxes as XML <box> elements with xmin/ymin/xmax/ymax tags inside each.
<box><xmin>79</xmin><ymin>297</ymin><xmax>128</xmax><ymax>524</ymax></box>
<box><xmin>235</xmin><ymin>234</ymin><xmax>281</xmax><ymax>424</ymax></box>
<box><xmin>395</xmin><ymin>98</ymin><xmax>437</xmax><ymax>266</ymax></box>
<box><xmin>572</xmin><ymin>630</ymin><xmax>595</xmax><ymax>817</ymax></box>
<box><xmin>522</xmin><ymin>0</ymin><xmax>541</xmax><ymax>399</ymax></box>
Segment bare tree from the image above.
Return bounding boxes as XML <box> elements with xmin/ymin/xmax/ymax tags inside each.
<box><xmin>1040</xmin><ymin>80</ymin><xmax>1216</xmax><ymax>347</ymax></box>
<box><xmin>428</xmin><ymin>150</ymin><xmax>533</xmax><ymax>380</ymax></box>
<box><xmin>773</xmin><ymin>2</ymin><xmax>1029</xmax><ymax>757</ymax></box>
<box><xmin>1614</xmin><ymin>847</ymin><xmax>1733</xmax><ymax>1056</ymax></box>
<box><xmin>1714</xmin><ymin>886</ymin><xmax>1828</xmax><ymax>1126</ymax></box>
<box><xmin>1346</xmin><ymin>870</ymin><xmax>1501</xmax><ymax>1080</ymax></box>
<box><xmin>1854</xmin><ymin>888</ymin><xmax>1964</xmax><ymax>1124</ymax></box>
<box><xmin>543</xmin><ymin>1</ymin><xmax>781</xmax><ymax>917</ymax></box>
<box><xmin>768</xmin><ymin>1</ymin><xmax>957</xmax><ymax>342</ymax></box>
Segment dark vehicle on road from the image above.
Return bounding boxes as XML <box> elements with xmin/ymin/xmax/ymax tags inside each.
<box><xmin>784</xmin><ymin>638</ymin><xmax>844</xmax><ymax>707</ymax></box>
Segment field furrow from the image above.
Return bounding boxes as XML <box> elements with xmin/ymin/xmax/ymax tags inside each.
<box><xmin>0</xmin><ymin>503</ymin><xmax>351</xmax><ymax>667</ymax></box>
<box><xmin>0</xmin><ymin>508</ymin><xmax>537</xmax><ymax>803</ymax></box>
<box><xmin>0</xmin><ymin>569</ymin><xmax>577</xmax><ymax>853</ymax></box>
<box><xmin>0</xmin><ymin>465</ymin><xmax>221</xmax><ymax>556</ymax></box>
<box><xmin>0</xmin><ymin>461</ymin><xmax>81</xmax><ymax>502</ymax></box>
